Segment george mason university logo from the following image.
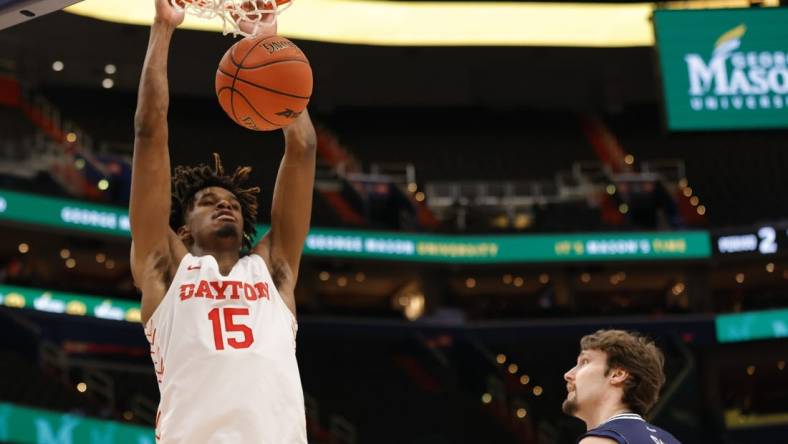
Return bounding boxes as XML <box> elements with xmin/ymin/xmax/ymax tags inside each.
<box><xmin>684</xmin><ymin>24</ymin><xmax>788</xmax><ymax>111</ymax></box>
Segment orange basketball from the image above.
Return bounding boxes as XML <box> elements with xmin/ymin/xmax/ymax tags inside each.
<box><xmin>215</xmin><ymin>35</ymin><xmax>312</xmax><ymax>131</ymax></box>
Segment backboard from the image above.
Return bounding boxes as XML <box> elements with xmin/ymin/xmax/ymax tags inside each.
<box><xmin>0</xmin><ymin>0</ymin><xmax>83</xmax><ymax>30</ymax></box>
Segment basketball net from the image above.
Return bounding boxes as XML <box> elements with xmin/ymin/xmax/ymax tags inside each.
<box><xmin>172</xmin><ymin>0</ymin><xmax>292</xmax><ymax>37</ymax></box>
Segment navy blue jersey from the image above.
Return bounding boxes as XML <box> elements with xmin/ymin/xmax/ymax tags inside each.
<box><xmin>577</xmin><ymin>413</ymin><xmax>681</xmax><ymax>444</ymax></box>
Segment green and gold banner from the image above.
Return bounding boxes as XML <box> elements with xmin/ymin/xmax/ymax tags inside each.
<box><xmin>654</xmin><ymin>8</ymin><xmax>788</xmax><ymax>130</ymax></box>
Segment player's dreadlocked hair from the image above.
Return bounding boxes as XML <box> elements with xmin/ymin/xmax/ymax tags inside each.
<box><xmin>170</xmin><ymin>153</ymin><xmax>260</xmax><ymax>250</ymax></box>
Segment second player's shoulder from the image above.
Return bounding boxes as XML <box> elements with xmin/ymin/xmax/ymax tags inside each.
<box><xmin>642</xmin><ymin>422</ymin><xmax>682</xmax><ymax>444</ymax></box>
<box><xmin>598</xmin><ymin>418</ymin><xmax>681</xmax><ymax>444</ymax></box>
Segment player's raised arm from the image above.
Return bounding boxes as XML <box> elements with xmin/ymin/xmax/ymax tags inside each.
<box><xmin>255</xmin><ymin>111</ymin><xmax>316</xmax><ymax>298</ymax></box>
<box><xmin>130</xmin><ymin>1</ymin><xmax>184</xmax><ymax>302</ymax></box>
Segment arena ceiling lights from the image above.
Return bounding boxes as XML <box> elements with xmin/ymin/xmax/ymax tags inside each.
<box><xmin>64</xmin><ymin>0</ymin><xmax>780</xmax><ymax>47</ymax></box>
<box><xmin>65</xmin><ymin>0</ymin><xmax>658</xmax><ymax>47</ymax></box>
<box><xmin>65</xmin><ymin>0</ymin><xmax>779</xmax><ymax>47</ymax></box>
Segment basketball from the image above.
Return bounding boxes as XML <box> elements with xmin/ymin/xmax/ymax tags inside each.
<box><xmin>215</xmin><ymin>35</ymin><xmax>312</xmax><ymax>131</ymax></box>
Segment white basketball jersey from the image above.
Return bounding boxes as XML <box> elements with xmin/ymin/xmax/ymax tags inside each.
<box><xmin>144</xmin><ymin>253</ymin><xmax>306</xmax><ymax>444</ymax></box>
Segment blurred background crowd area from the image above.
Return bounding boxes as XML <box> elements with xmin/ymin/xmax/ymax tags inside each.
<box><xmin>0</xmin><ymin>1</ymin><xmax>787</xmax><ymax>443</ymax></box>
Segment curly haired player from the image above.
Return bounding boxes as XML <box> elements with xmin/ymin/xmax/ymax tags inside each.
<box><xmin>563</xmin><ymin>330</ymin><xmax>681</xmax><ymax>444</ymax></box>
<box><xmin>130</xmin><ymin>1</ymin><xmax>314</xmax><ymax>442</ymax></box>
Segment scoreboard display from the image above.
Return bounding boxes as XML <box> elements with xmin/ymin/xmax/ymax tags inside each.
<box><xmin>712</xmin><ymin>225</ymin><xmax>788</xmax><ymax>258</ymax></box>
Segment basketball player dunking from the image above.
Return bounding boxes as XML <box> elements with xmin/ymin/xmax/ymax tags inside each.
<box><xmin>563</xmin><ymin>330</ymin><xmax>682</xmax><ymax>444</ymax></box>
<box><xmin>131</xmin><ymin>1</ymin><xmax>314</xmax><ymax>442</ymax></box>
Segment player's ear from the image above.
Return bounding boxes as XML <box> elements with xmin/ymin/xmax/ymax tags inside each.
<box><xmin>177</xmin><ymin>225</ymin><xmax>192</xmax><ymax>244</ymax></box>
<box><xmin>608</xmin><ymin>367</ymin><xmax>629</xmax><ymax>386</ymax></box>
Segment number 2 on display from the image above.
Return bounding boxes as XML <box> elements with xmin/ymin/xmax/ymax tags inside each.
<box><xmin>208</xmin><ymin>307</ymin><xmax>254</xmax><ymax>350</ymax></box>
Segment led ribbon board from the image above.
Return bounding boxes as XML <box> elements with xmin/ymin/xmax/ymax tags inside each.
<box><xmin>0</xmin><ymin>189</ymin><xmax>711</xmax><ymax>263</ymax></box>
<box><xmin>654</xmin><ymin>8</ymin><xmax>788</xmax><ymax>130</ymax></box>
<box><xmin>0</xmin><ymin>284</ymin><xmax>142</xmax><ymax>322</ymax></box>
<box><xmin>304</xmin><ymin>229</ymin><xmax>712</xmax><ymax>263</ymax></box>
<box><xmin>0</xmin><ymin>189</ymin><xmax>131</xmax><ymax>236</ymax></box>
<box><xmin>0</xmin><ymin>402</ymin><xmax>154</xmax><ymax>443</ymax></box>
<box><xmin>716</xmin><ymin>308</ymin><xmax>788</xmax><ymax>343</ymax></box>
<box><xmin>3</xmin><ymin>281</ymin><xmax>784</xmax><ymax>343</ymax></box>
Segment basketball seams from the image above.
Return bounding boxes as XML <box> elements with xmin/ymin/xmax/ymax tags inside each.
<box><xmin>229</xmin><ymin>36</ymin><xmax>267</xmax><ymax>127</ymax></box>
<box><xmin>218</xmin><ymin>67</ymin><xmax>238</xmax><ymax>80</ymax></box>
<box><xmin>224</xmin><ymin>87</ymin><xmax>284</xmax><ymax>129</ymax></box>
<box><xmin>219</xmin><ymin>67</ymin><xmax>311</xmax><ymax>100</ymax></box>
<box><xmin>220</xmin><ymin>84</ymin><xmax>306</xmax><ymax>128</ymax></box>
<box><xmin>229</xmin><ymin>42</ymin><xmax>242</xmax><ymax>67</ymax></box>
<box><xmin>236</xmin><ymin>57</ymin><xmax>310</xmax><ymax>70</ymax></box>
<box><xmin>217</xmin><ymin>65</ymin><xmax>311</xmax><ymax>99</ymax></box>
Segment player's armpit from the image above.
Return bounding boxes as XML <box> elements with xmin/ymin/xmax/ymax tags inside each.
<box><xmin>579</xmin><ymin>436</ymin><xmax>619</xmax><ymax>444</ymax></box>
<box><xmin>270</xmin><ymin>255</ymin><xmax>297</xmax><ymax>316</ymax></box>
<box><xmin>133</xmin><ymin>229</ymin><xmax>189</xmax><ymax>325</ymax></box>
<box><xmin>253</xmin><ymin>234</ymin><xmax>296</xmax><ymax>316</ymax></box>
<box><xmin>132</xmin><ymin>241</ymin><xmax>172</xmax><ymax>325</ymax></box>
<box><xmin>167</xmin><ymin>229</ymin><xmax>188</xmax><ymax>269</ymax></box>
<box><xmin>254</xmin><ymin>231</ymin><xmax>273</xmax><ymax>266</ymax></box>
<box><xmin>132</xmin><ymin>230</ymin><xmax>186</xmax><ymax>289</ymax></box>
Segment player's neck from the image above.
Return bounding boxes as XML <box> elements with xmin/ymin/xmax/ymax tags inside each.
<box><xmin>191</xmin><ymin>246</ymin><xmax>240</xmax><ymax>275</ymax></box>
<box><xmin>582</xmin><ymin>399</ymin><xmax>631</xmax><ymax>431</ymax></box>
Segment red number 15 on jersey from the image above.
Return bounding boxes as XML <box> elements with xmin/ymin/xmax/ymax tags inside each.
<box><xmin>208</xmin><ymin>307</ymin><xmax>255</xmax><ymax>350</ymax></box>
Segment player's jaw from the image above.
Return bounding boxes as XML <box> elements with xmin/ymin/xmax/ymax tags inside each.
<box><xmin>562</xmin><ymin>383</ymin><xmax>579</xmax><ymax>415</ymax></box>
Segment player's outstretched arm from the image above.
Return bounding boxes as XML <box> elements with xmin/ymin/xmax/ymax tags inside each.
<box><xmin>255</xmin><ymin>110</ymin><xmax>316</xmax><ymax>313</ymax></box>
<box><xmin>130</xmin><ymin>0</ymin><xmax>185</xmax><ymax>322</ymax></box>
